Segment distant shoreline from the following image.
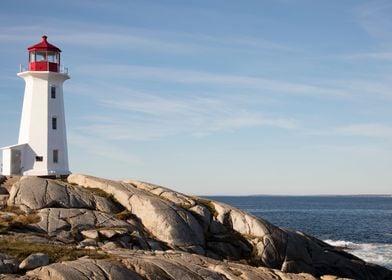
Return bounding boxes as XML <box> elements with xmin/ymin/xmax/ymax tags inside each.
<box><xmin>204</xmin><ymin>194</ymin><xmax>392</xmax><ymax>197</ymax></box>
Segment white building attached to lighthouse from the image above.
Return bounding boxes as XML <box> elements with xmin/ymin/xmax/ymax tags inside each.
<box><xmin>1</xmin><ymin>35</ymin><xmax>70</xmax><ymax>176</ymax></box>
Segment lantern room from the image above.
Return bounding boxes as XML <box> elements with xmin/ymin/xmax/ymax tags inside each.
<box><xmin>28</xmin><ymin>35</ymin><xmax>61</xmax><ymax>72</ymax></box>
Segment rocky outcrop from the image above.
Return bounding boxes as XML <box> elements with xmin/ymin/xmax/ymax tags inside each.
<box><xmin>68</xmin><ymin>174</ymin><xmax>391</xmax><ymax>279</ymax></box>
<box><xmin>27</xmin><ymin>258</ymin><xmax>142</xmax><ymax>280</ymax></box>
<box><xmin>114</xmin><ymin>249</ymin><xmax>323</xmax><ymax>280</ymax></box>
<box><xmin>8</xmin><ymin>176</ymin><xmax>120</xmax><ymax>213</ymax></box>
<box><xmin>67</xmin><ymin>174</ymin><xmax>205</xmax><ymax>251</ymax></box>
<box><xmin>33</xmin><ymin>208</ymin><xmax>132</xmax><ymax>237</ymax></box>
<box><xmin>26</xmin><ymin>250</ymin><xmax>319</xmax><ymax>280</ymax></box>
<box><xmin>0</xmin><ymin>174</ymin><xmax>390</xmax><ymax>280</ymax></box>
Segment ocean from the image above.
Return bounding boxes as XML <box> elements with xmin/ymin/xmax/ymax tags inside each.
<box><xmin>207</xmin><ymin>195</ymin><xmax>392</xmax><ymax>269</ymax></box>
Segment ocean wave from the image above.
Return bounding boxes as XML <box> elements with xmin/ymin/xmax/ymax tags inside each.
<box><xmin>324</xmin><ymin>239</ymin><xmax>392</xmax><ymax>269</ymax></box>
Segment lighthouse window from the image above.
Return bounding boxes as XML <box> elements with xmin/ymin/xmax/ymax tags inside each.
<box><xmin>47</xmin><ymin>51</ymin><xmax>57</xmax><ymax>63</ymax></box>
<box><xmin>29</xmin><ymin>52</ymin><xmax>36</xmax><ymax>62</ymax></box>
<box><xmin>35</xmin><ymin>156</ymin><xmax>43</xmax><ymax>162</ymax></box>
<box><xmin>53</xmin><ymin>150</ymin><xmax>58</xmax><ymax>164</ymax></box>
<box><xmin>51</xmin><ymin>86</ymin><xmax>56</xmax><ymax>99</ymax></box>
<box><xmin>36</xmin><ymin>51</ymin><xmax>46</xmax><ymax>62</ymax></box>
<box><xmin>52</xmin><ymin>117</ymin><xmax>57</xmax><ymax>130</ymax></box>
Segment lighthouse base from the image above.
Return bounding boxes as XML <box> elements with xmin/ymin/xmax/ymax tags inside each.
<box><xmin>1</xmin><ymin>143</ymin><xmax>70</xmax><ymax>176</ymax></box>
<box><xmin>23</xmin><ymin>169</ymin><xmax>71</xmax><ymax>176</ymax></box>
<box><xmin>1</xmin><ymin>143</ymin><xmax>26</xmax><ymax>176</ymax></box>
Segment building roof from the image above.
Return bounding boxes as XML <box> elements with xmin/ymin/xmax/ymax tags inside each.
<box><xmin>28</xmin><ymin>35</ymin><xmax>61</xmax><ymax>52</ymax></box>
<box><xmin>0</xmin><ymin>143</ymin><xmax>28</xmax><ymax>150</ymax></box>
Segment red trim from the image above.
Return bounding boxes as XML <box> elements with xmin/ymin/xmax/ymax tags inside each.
<box><xmin>28</xmin><ymin>35</ymin><xmax>61</xmax><ymax>52</ymax></box>
<box><xmin>27</xmin><ymin>36</ymin><xmax>61</xmax><ymax>72</ymax></box>
<box><xmin>29</xmin><ymin>62</ymin><xmax>58</xmax><ymax>72</ymax></box>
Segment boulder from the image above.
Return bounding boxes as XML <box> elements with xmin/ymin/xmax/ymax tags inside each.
<box><xmin>99</xmin><ymin>228</ymin><xmax>128</xmax><ymax>239</ymax></box>
<box><xmin>205</xmin><ymin>199</ymin><xmax>392</xmax><ymax>279</ymax></box>
<box><xmin>24</xmin><ymin>248</ymin><xmax>324</xmax><ymax>280</ymax></box>
<box><xmin>108</xmin><ymin>248</ymin><xmax>318</xmax><ymax>280</ymax></box>
<box><xmin>32</xmin><ymin>208</ymin><xmax>133</xmax><ymax>237</ymax></box>
<box><xmin>188</xmin><ymin>204</ymin><xmax>212</xmax><ymax>231</ymax></box>
<box><xmin>210</xmin><ymin>199</ymin><xmax>285</xmax><ymax>266</ymax></box>
<box><xmin>81</xmin><ymin>229</ymin><xmax>99</xmax><ymax>240</ymax></box>
<box><xmin>8</xmin><ymin>176</ymin><xmax>120</xmax><ymax>213</ymax></box>
<box><xmin>19</xmin><ymin>253</ymin><xmax>49</xmax><ymax>270</ymax></box>
<box><xmin>27</xmin><ymin>258</ymin><xmax>142</xmax><ymax>280</ymax></box>
<box><xmin>124</xmin><ymin>180</ymin><xmax>197</xmax><ymax>208</ymax></box>
<box><xmin>68</xmin><ymin>174</ymin><xmax>205</xmax><ymax>249</ymax></box>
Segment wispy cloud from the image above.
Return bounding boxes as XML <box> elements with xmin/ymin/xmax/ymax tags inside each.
<box><xmin>74</xmin><ymin>113</ymin><xmax>298</xmax><ymax>141</ymax></box>
<box><xmin>319</xmin><ymin>78</ymin><xmax>392</xmax><ymax>98</ymax></box>
<box><xmin>101</xmin><ymin>93</ymin><xmax>199</xmax><ymax>116</ymax></box>
<box><xmin>0</xmin><ymin>25</ymin><xmax>191</xmax><ymax>53</ymax></box>
<box><xmin>355</xmin><ymin>1</ymin><xmax>392</xmax><ymax>39</ymax></box>
<box><xmin>0</xmin><ymin>22</ymin><xmax>294</xmax><ymax>55</ymax></box>
<box><xmin>98</xmin><ymin>92</ymin><xmax>298</xmax><ymax>139</ymax></box>
<box><xmin>67</xmin><ymin>63</ymin><xmax>392</xmax><ymax>144</ymax></box>
<box><xmin>67</xmin><ymin>82</ymin><xmax>298</xmax><ymax>141</ymax></box>
<box><xmin>342</xmin><ymin>1</ymin><xmax>392</xmax><ymax>65</ymax></box>
<box><xmin>74</xmin><ymin>64</ymin><xmax>350</xmax><ymax>98</ymax></box>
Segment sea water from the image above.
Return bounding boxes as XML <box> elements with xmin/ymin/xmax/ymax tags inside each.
<box><xmin>207</xmin><ymin>195</ymin><xmax>392</xmax><ymax>269</ymax></box>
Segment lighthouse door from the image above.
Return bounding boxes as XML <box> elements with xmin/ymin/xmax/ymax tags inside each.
<box><xmin>10</xmin><ymin>149</ymin><xmax>22</xmax><ymax>175</ymax></box>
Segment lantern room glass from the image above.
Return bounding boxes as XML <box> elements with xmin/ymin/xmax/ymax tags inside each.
<box><xmin>47</xmin><ymin>51</ymin><xmax>57</xmax><ymax>63</ymax></box>
<box><xmin>35</xmin><ymin>51</ymin><xmax>46</xmax><ymax>62</ymax></box>
<box><xmin>29</xmin><ymin>52</ymin><xmax>35</xmax><ymax>62</ymax></box>
<box><xmin>29</xmin><ymin>51</ymin><xmax>59</xmax><ymax>63</ymax></box>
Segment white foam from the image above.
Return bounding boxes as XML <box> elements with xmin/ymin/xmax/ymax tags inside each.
<box><xmin>324</xmin><ymin>240</ymin><xmax>392</xmax><ymax>269</ymax></box>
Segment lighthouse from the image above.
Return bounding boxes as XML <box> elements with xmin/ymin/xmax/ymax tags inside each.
<box><xmin>1</xmin><ymin>35</ymin><xmax>70</xmax><ymax>176</ymax></box>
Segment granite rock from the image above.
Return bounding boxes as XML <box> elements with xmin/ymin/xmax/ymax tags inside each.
<box><xmin>68</xmin><ymin>174</ymin><xmax>392</xmax><ymax>279</ymax></box>
<box><xmin>27</xmin><ymin>258</ymin><xmax>142</xmax><ymax>280</ymax></box>
<box><xmin>32</xmin><ymin>208</ymin><xmax>132</xmax><ymax>237</ymax></box>
<box><xmin>8</xmin><ymin>177</ymin><xmax>120</xmax><ymax>213</ymax></box>
<box><xmin>19</xmin><ymin>253</ymin><xmax>49</xmax><ymax>270</ymax></box>
<box><xmin>2</xmin><ymin>175</ymin><xmax>389</xmax><ymax>280</ymax></box>
<box><xmin>108</xmin><ymin>248</ymin><xmax>318</xmax><ymax>280</ymax></box>
<box><xmin>68</xmin><ymin>174</ymin><xmax>205</xmax><ymax>248</ymax></box>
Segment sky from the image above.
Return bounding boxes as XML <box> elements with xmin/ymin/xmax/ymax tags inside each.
<box><xmin>0</xmin><ymin>0</ymin><xmax>392</xmax><ymax>195</ymax></box>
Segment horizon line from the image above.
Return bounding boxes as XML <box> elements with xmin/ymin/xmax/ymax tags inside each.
<box><xmin>200</xmin><ymin>193</ymin><xmax>392</xmax><ymax>197</ymax></box>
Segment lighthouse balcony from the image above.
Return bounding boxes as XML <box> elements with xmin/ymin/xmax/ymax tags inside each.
<box><xmin>19</xmin><ymin>64</ymin><xmax>69</xmax><ymax>74</ymax></box>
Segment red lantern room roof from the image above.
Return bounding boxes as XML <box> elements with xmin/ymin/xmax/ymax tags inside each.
<box><xmin>28</xmin><ymin>35</ymin><xmax>61</xmax><ymax>52</ymax></box>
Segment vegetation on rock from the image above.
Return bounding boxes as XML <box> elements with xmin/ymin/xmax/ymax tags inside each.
<box><xmin>0</xmin><ymin>236</ymin><xmax>106</xmax><ymax>263</ymax></box>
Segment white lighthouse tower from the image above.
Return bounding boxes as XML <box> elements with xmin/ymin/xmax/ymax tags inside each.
<box><xmin>1</xmin><ymin>35</ymin><xmax>70</xmax><ymax>176</ymax></box>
